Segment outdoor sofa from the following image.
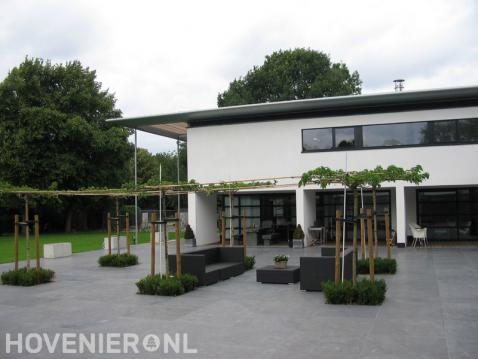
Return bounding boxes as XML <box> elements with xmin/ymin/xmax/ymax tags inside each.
<box><xmin>168</xmin><ymin>246</ymin><xmax>245</xmax><ymax>286</ymax></box>
<box><xmin>300</xmin><ymin>246</ymin><xmax>353</xmax><ymax>291</ymax></box>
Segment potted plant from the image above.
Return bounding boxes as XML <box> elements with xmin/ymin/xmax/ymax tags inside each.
<box><xmin>184</xmin><ymin>224</ymin><xmax>196</xmax><ymax>247</ymax></box>
<box><xmin>273</xmin><ymin>254</ymin><xmax>289</xmax><ymax>269</ymax></box>
<box><xmin>292</xmin><ymin>224</ymin><xmax>305</xmax><ymax>248</ymax></box>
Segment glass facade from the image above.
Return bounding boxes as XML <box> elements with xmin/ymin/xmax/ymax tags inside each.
<box><xmin>220</xmin><ymin>193</ymin><xmax>296</xmax><ymax>244</ymax></box>
<box><xmin>316</xmin><ymin>190</ymin><xmax>391</xmax><ymax>242</ymax></box>
<box><xmin>417</xmin><ymin>188</ymin><xmax>478</xmax><ymax>241</ymax></box>
<box><xmin>302</xmin><ymin>118</ymin><xmax>478</xmax><ymax>152</ymax></box>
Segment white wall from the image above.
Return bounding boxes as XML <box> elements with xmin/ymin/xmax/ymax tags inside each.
<box><xmin>188</xmin><ymin>106</ymin><xmax>478</xmax><ymax>187</ymax></box>
<box><xmin>188</xmin><ymin>192</ymin><xmax>218</xmax><ymax>246</ymax></box>
<box><xmin>296</xmin><ymin>189</ymin><xmax>316</xmax><ymax>246</ymax></box>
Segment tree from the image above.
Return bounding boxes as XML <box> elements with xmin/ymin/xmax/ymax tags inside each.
<box><xmin>0</xmin><ymin>57</ymin><xmax>133</xmax><ymax>231</ymax></box>
<box><xmin>218</xmin><ymin>48</ymin><xmax>361</xmax><ymax>107</ymax></box>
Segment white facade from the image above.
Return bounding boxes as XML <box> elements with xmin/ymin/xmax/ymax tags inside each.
<box><xmin>187</xmin><ymin>106</ymin><xmax>478</xmax><ymax>246</ymax></box>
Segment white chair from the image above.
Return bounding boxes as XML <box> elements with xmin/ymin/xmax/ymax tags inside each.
<box><xmin>409</xmin><ymin>223</ymin><xmax>428</xmax><ymax>247</ymax></box>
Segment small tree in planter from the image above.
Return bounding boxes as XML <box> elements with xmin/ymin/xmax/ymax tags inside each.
<box><xmin>292</xmin><ymin>224</ymin><xmax>305</xmax><ymax>248</ymax></box>
<box><xmin>184</xmin><ymin>224</ymin><xmax>196</xmax><ymax>247</ymax></box>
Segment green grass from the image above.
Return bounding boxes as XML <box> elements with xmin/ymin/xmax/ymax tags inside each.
<box><xmin>0</xmin><ymin>230</ymin><xmax>183</xmax><ymax>264</ymax></box>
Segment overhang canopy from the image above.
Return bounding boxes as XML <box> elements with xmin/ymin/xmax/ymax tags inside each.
<box><xmin>106</xmin><ymin>86</ymin><xmax>478</xmax><ymax>141</ymax></box>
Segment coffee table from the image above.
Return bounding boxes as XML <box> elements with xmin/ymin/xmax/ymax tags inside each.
<box><xmin>256</xmin><ymin>265</ymin><xmax>300</xmax><ymax>284</ymax></box>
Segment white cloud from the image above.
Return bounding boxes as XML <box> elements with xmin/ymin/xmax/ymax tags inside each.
<box><xmin>1</xmin><ymin>0</ymin><xmax>477</xmax><ymax>153</ymax></box>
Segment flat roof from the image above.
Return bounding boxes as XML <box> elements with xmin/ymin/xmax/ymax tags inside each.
<box><xmin>107</xmin><ymin>86</ymin><xmax>478</xmax><ymax>141</ymax></box>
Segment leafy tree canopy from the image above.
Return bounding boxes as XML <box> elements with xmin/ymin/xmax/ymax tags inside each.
<box><xmin>218</xmin><ymin>48</ymin><xmax>362</xmax><ymax>107</ymax></box>
<box><xmin>0</xmin><ymin>57</ymin><xmax>133</xmax><ymax>190</ymax></box>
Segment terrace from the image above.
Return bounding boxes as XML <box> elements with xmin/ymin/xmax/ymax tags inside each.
<box><xmin>1</xmin><ymin>243</ymin><xmax>477</xmax><ymax>358</ymax></box>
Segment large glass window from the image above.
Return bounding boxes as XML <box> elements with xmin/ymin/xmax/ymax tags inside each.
<box><xmin>363</xmin><ymin>122</ymin><xmax>428</xmax><ymax>147</ymax></box>
<box><xmin>432</xmin><ymin>120</ymin><xmax>456</xmax><ymax>143</ymax></box>
<box><xmin>335</xmin><ymin>127</ymin><xmax>355</xmax><ymax>148</ymax></box>
<box><xmin>417</xmin><ymin>188</ymin><xmax>478</xmax><ymax>241</ymax></box>
<box><xmin>302</xmin><ymin>128</ymin><xmax>332</xmax><ymax>151</ymax></box>
<box><xmin>458</xmin><ymin>119</ymin><xmax>478</xmax><ymax>142</ymax></box>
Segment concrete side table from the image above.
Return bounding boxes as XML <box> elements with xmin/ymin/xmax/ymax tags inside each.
<box><xmin>256</xmin><ymin>265</ymin><xmax>300</xmax><ymax>284</ymax></box>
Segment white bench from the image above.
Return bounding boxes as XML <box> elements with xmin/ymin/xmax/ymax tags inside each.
<box><xmin>44</xmin><ymin>243</ymin><xmax>72</xmax><ymax>259</ymax></box>
<box><xmin>103</xmin><ymin>236</ymin><xmax>127</xmax><ymax>251</ymax></box>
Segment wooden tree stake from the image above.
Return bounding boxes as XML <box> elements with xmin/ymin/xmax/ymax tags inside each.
<box><xmin>360</xmin><ymin>208</ymin><xmax>366</xmax><ymax>260</ymax></box>
<box><xmin>150</xmin><ymin>212</ymin><xmax>157</xmax><ymax>276</ymax></box>
<box><xmin>372</xmin><ymin>189</ymin><xmax>379</xmax><ymax>257</ymax></box>
<box><xmin>175</xmin><ymin>214</ymin><xmax>181</xmax><ymax>276</ymax></box>
<box><xmin>107</xmin><ymin>212</ymin><xmax>112</xmax><ymax>255</ymax></box>
<box><xmin>163</xmin><ymin>221</ymin><xmax>169</xmax><ymax>276</ymax></box>
<box><xmin>34</xmin><ymin>215</ymin><xmax>40</xmax><ymax>271</ymax></box>
<box><xmin>116</xmin><ymin>199</ymin><xmax>120</xmax><ymax>255</ymax></box>
<box><xmin>367</xmin><ymin>209</ymin><xmax>375</xmax><ymax>282</ymax></box>
<box><xmin>14</xmin><ymin>215</ymin><xmax>19</xmax><ymax>271</ymax></box>
<box><xmin>385</xmin><ymin>208</ymin><xmax>391</xmax><ymax>259</ymax></box>
<box><xmin>335</xmin><ymin>209</ymin><xmax>342</xmax><ymax>285</ymax></box>
<box><xmin>125</xmin><ymin>212</ymin><xmax>130</xmax><ymax>255</ymax></box>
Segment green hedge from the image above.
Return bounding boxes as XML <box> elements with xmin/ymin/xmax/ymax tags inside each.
<box><xmin>244</xmin><ymin>256</ymin><xmax>255</xmax><ymax>270</ymax></box>
<box><xmin>322</xmin><ymin>279</ymin><xmax>387</xmax><ymax>305</ymax></box>
<box><xmin>98</xmin><ymin>253</ymin><xmax>139</xmax><ymax>267</ymax></box>
<box><xmin>357</xmin><ymin>257</ymin><xmax>397</xmax><ymax>274</ymax></box>
<box><xmin>1</xmin><ymin>267</ymin><xmax>55</xmax><ymax>286</ymax></box>
<box><xmin>136</xmin><ymin>273</ymin><xmax>199</xmax><ymax>296</ymax></box>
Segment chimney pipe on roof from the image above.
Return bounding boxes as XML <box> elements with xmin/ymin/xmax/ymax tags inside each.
<box><xmin>394</xmin><ymin>79</ymin><xmax>405</xmax><ymax>92</ymax></box>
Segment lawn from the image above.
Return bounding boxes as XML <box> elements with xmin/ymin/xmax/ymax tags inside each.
<box><xmin>0</xmin><ymin>230</ymin><xmax>183</xmax><ymax>264</ymax></box>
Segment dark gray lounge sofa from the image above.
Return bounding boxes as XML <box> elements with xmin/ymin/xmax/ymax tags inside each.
<box><xmin>300</xmin><ymin>247</ymin><xmax>353</xmax><ymax>291</ymax></box>
<box><xmin>168</xmin><ymin>246</ymin><xmax>245</xmax><ymax>286</ymax></box>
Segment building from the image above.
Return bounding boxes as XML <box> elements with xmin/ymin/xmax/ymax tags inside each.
<box><xmin>108</xmin><ymin>86</ymin><xmax>478</xmax><ymax>247</ymax></box>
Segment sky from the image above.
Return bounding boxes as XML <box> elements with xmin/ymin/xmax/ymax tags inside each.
<box><xmin>1</xmin><ymin>0</ymin><xmax>477</xmax><ymax>153</ymax></box>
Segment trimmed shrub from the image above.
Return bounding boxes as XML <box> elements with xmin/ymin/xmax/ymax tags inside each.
<box><xmin>178</xmin><ymin>273</ymin><xmax>199</xmax><ymax>292</ymax></box>
<box><xmin>244</xmin><ymin>256</ymin><xmax>256</xmax><ymax>270</ymax></box>
<box><xmin>184</xmin><ymin>225</ymin><xmax>195</xmax><ymax>240</ymax></box>
<box><xmin>322</xmin><ymin>279</ymin><xmax>387</xmax><ymax>305</ymax></box>
<box><xmin>357</xmin><ymin>258</ymin><xmax>397</xmax><ymax>274</ymax></box>
<box><xmin>136</xmin><ymin>273</ymin><xmax>199</xmax><ymax>296</ymax></box>
<box><xmin>293</xmin><ymin>224</ymin><xmax>305</xmax><ymax>239</ymax></box>
<box><xmin>98</xmin><ymin>253</ymin><xmax>139</xmax><ymax>267</ymax></box>
<box><xmin>1</xmin><ymin>267</ymin><xmax>55</xmax><ymax>286</ymax></box>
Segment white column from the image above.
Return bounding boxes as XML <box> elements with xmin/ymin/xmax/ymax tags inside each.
<box><xmin>296</xmin><ymin>188</ymin><xmax>316</xmax><ymax>247</ymax></box>
<box><xmin>188</xmin><ymin>192</ymin><xmax>218</xmax><ymax>246</ymax></box>
<box><xmin>395</xmin><ymin>185</ymin><xmax>407</xmax><ymax>247</ymax></box>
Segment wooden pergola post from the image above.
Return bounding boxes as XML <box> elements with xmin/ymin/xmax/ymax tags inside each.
<box><xmin>335</xmin><ymin>209</ymin><xmax>342</xmax><ymax>285</ymax></box>
<box><xmin>107</xmin><ymin>212</ymin><xmax>112</xmax><ymax>255</ymax></box>
<box><xmin>14</xmin><ymin>215</ymin><xmax>19</xmax><ymax>271</ymax></box>
<box><xmin>385</xmin><ymin>208</ymin><xmax>391</xmax><ymax>259</ymax></box>
<box><xmin>34</xmin><ymin>215</ymin><xmax>40</xmax><ymax>271</ymax></box>
<box><xmin>360</xmin><ymin>208</ymin><xmax>366</xmax><ymax>260</ymax></box>
<box><xmin>150</xmin><ymin>212</ymin><xmax>157</xmax><ymax>276</ymax></box>
<box><xmin>242</xmin><ymin>210</ymin><xmax>247</xmax><ymax>258</ymax></box>
<box><xmin>24</xmin><ymin>196</ymin><xmax>30</xmax><ymax>269</ymax></box>
<box><xmin>115</xmin><ymin>198</ymin><xmax>120</xmax><ymax>255</ymax></box>
<box><xmin>221</xmin><ymin>215</ymin><xmax>225</xmax><ymax>247</ymax></box>
<box><xmin>367</xmin><ymin>209</ymin><xmax>375</xmax><ymax>282</ymax></box>
<box><xmin>175</xmin><ymin>214</ymin><xmax>181</xmax><ymax>276</ymax></box>
<box><xmin>125</xmin><ymin>212</ymin><xmax>131</xmax><ymax>255</ymax></box>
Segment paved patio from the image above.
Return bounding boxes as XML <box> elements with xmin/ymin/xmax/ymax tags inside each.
<box><xmin>0</xmin><ymin>243</ymin><xmax>477</xmax><ymax>358</ymax></box>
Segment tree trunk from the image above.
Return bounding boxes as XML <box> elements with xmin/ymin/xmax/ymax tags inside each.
<box><xmin>372</xmin><ymin>188</ymin><xmax>379</xmax><ymax>258</ymax></box>
<box><xmin>352</xmin><ymin>190</ymin><xmax>358</xmax><ymax>286</ymax></box>
<box><xmin>65</xmin><ymin>206</ymin><xmax>74</xmax><ymax>233</ymax></box>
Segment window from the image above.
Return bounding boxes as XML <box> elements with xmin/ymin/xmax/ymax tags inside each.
<box><xmin>363</xmin><ymin>122</ymin><xmax>428</xmax><ymax>147</ymax></box>
<box><xmin>335</xmin><ymin>127</ymin><xmax>355</xmax><ymax>148</ymax></box>
<box><xmin>302</xmin><ymin>118</ymin><xmax>478</xmax><ymax>152</ymax></box>
<box><xmin>302</xmin><ymin>128</ymin><xmax>332</xmax><ymax>151</ymax></box>
<box><xmin>431</xmin><ymin>120</ymin><xmax>456</xmax><ymax>143</ymax></box>
<box><xmin>458</xmin><ymin>119</ymin><xmax>478</xmax><ymax>142</ymax></box>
